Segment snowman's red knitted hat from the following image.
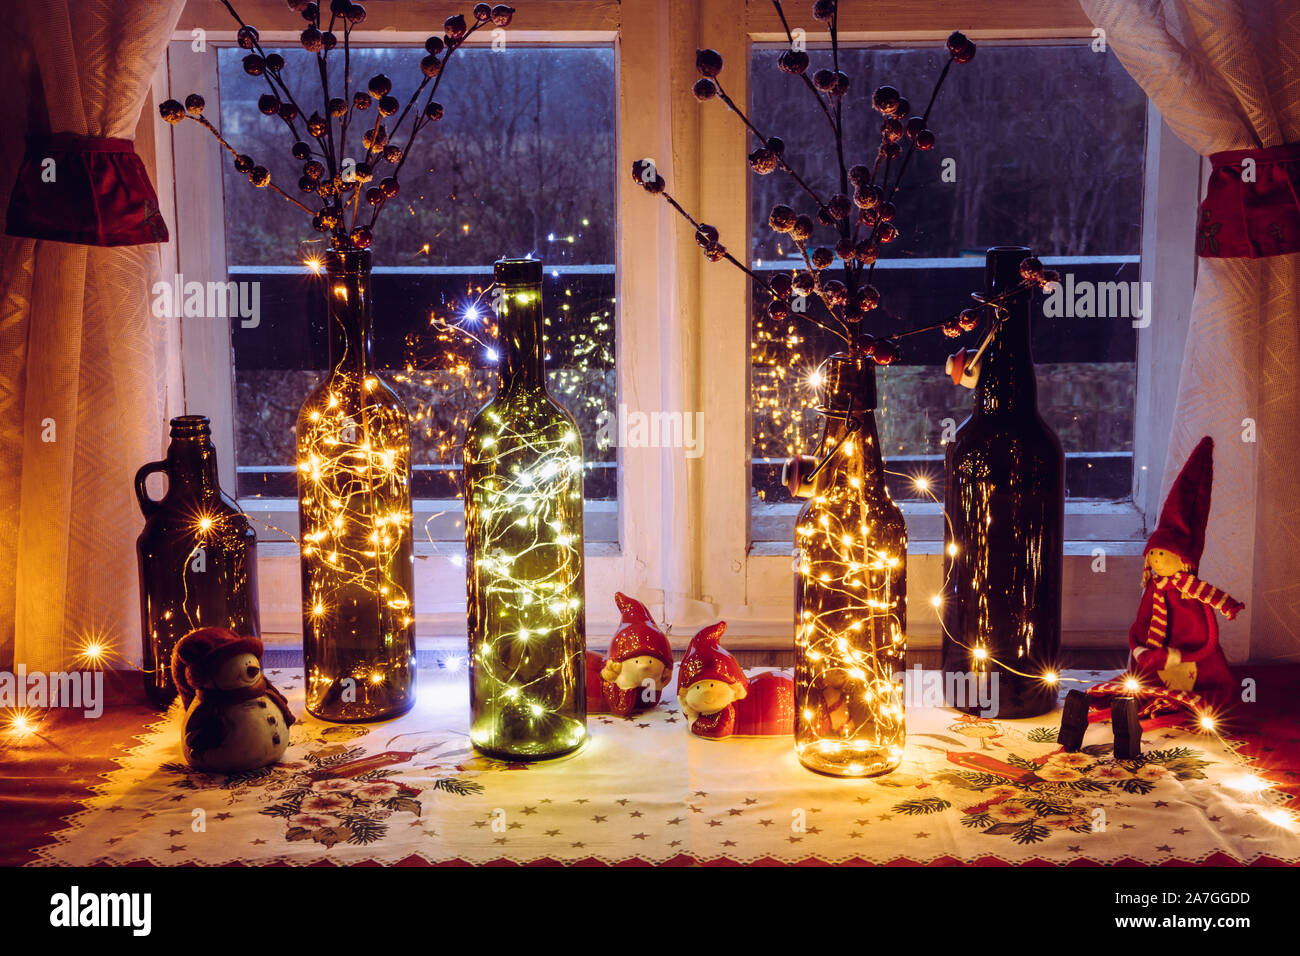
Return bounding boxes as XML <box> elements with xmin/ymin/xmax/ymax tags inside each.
<box><xmin>1145</xmin><ymin>436</ymin><xmax>1215</xmax><ymax>570</ymax></box>
<box><xmin>608</xmin><ymin>592</ymin><xmax>673</xmax><ymax>666</ymax></box>
<box><xmin>679</xmin><ymin>622</ymin><xmax>747</xmax><ymax>689</ymax></box>
<box><xmin>172</xmin><ymin>627</ymin><xmax>264</xmax><ymax>708</ymax></box>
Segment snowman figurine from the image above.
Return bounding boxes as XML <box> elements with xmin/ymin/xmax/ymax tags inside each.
<box><xmin>172</xmin><ymin>627</ymin><xmax>296</xmax><ymax>773</ymax></box>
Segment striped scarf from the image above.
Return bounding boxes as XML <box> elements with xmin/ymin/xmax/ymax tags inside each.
<box><xmin>1145</xmin><ymin>570</ymin><xmax>1244</xmax><ymax>649</ymax></box>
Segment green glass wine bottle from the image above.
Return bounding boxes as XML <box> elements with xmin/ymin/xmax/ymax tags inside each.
<box><xmin>463</xmin><ymin>258</ymin><xmax>587</xmax><ymax>760</ymax></box>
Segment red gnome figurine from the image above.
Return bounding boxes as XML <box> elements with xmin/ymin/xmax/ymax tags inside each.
<box><xmin>1095</xmin><ymin>437</ymin><xmax>1243</xmax><ymax>720</ymax></box>
<box><xmin>585</xmin><ymin>592</ymin><xmax>675</xmax><ymax>716</ymax></box>
<box><xmin>677</xmin><ymin>621</ymin><xmax>794</xmax><ymax>739</ymax></box>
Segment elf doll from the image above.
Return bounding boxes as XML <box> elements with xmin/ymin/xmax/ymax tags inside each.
<box><xmin>1096</xmin><ymin>437</ymin><xmax>1243</xmax><ymax>719</ymax></box>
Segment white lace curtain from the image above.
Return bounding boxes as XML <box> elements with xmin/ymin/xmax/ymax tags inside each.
<box><xmin>1080</xmin><ymin>0</ymin><xmax>1300</xmax><ymax>662</ymax></box>
<box><xmin>0</xmin><ymin>0</ymin><xmax>183</xmax><ymax>670</ymax></box>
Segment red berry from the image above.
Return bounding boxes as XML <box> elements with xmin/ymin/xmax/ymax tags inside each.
<box><xmin>350</xmin><ymin>227</ymin><xmax>373</xmax><ymax>248</ymax></box>
<box><xmin>425</xmin><ymin>36</ymin><xmax>445</xmax><ymax>55</ymax></box>
<box><xmin>872</xmin><ymin>85</ymin><xmax>900</xmax><ymax>114</ymax></box>
<box><xmin>491</xmin><ymin>5</ymin><xmax>515</xmax><ymax>27</ymax></box>
<box><xmin>916</xmin><ymin>129</ymin><xmax>936</xmax><ymax>150</ymax></box>
<box><xmin>942</xmin><ymin>319</ymin><xmax>962</xmax><ymax>338</ymax></box>
<box><xmin>770</xmin><ymin>273</ymin><xmax>793</xmax><ymax>297</ymax></box>
<box><xmin>259</xmin><ymin>94</ymin><xmax>283</xmax><ymax>116</ymax></box>
<box><xmin>368</xmin><ymin>74</ymin><xmax>392</xmax><ymax>98</ymax></box>
<box><xmin>1019</xmin><ymin>256</ymin><xmax>1044</xmax><ymax>280</ymax></box>
<box><xmin>474</xmin><ymin>3</ymin><xmax>492</xmax><ymax>21</ymax></box>
<box><xmin>237</xmin><ymin>25</ymin><xmax>259</xmax><ymax>49</ymax></box>
<box><xmin>811</xmin><ymin>247</ymin><xmax>835</xmax><ymax>270</ymax></box>
<box><xmin>957</xmin><ymin>308</ymin><xmax>981</xmax><ymax>331</ymax></box>
<box><xmin>696</xmin><ymin>48</ymin><xmax>724</xmax><ymax>77</ymax></box>
<box><xmin>872</xmin><ymin>340</ymin><xmax>900</xmax><ymax>365</ymax></box>
<box><xmin>748</xmin><ymin>147</ymin><xmax>777</xmax><ymax>173</ymax></box>
<box><xmin>421</xmin><ymin>55</ymin><xmax>442</xmax><ymax>77</ymax></box>
<box><xmin>243</xmin><ymin>53</ymin><xmax>266</xmax><ymax>74</ymax></box>
<box><xmin>877</xmin><ymin>222</ymin><xmax>899</xmax><ymax>243</ymax></box>
<box><xmin>444</xmin><ymin>14</ymin><xmax>467</xmax><ymax>40</ymax></box>
<box><xmin>778</xmin><ymin>50</ymin><xmax>810</xmax><ymax>75</ymax></box>
<box><xmin>857</xmin><ymin>285</ymin><xmax>880</xmax><ymax>311</ymax></box>
<box><xmin>425</xmin><ymin>101</ymin><xmax>445</xmax><ymax>121</ymax></box>
<box><xmin>693</xmin><ymin>78</ymin><xmax>718</xmax><ymax>101</ymax></box>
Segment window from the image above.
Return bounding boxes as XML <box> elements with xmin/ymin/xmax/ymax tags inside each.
<box><xmin>215</xmin><ymin>44</ymin><xmax>617</xmax><ymax>539</ymax></box>
<box><xmin>750</xmin><ymin>43</ymin><xmax>1148</xmax><ymax>537</ymax></box>
<box><xmin>157</xmin><ymin>0</ymin><xmax>1198</xmax><ymax>642</ymax></box>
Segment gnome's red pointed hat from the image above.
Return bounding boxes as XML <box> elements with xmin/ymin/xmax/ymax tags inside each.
<box><xmin>678</xmin><ymin>621</ymin><xmax>748</xmax><ymax>691</ymax></box>
<box><xmin>608</xmin><ymin>592</ymin><xmax>673</xmax><ymax>666</ymax></box>
<box><xmin>1144</xmin><ymin>436</ymin><xmax>1214</xmax><ymax>569</ymax></box>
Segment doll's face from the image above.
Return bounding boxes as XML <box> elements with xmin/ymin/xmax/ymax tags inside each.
<box><xmin>213</xmin><ymin>653</ymin><xmax>263</xmax><ymax>691</ymax></box>
<box><xmin>1147</xmin><ymin>548</ymin><xmax>1188</xmax><ymax>578</ymax></box>
<box><xmin>682</xmin><ymin>678</ymin><xmax>743</xmax><ymax>715</ymax></box>
<box><xmin>615</xmin><ymin>655</ymin><xmax>666</xmax><ymax>690</ymax></box>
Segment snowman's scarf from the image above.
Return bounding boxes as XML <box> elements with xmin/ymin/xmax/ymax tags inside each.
<box><xmin>193</xmin><ymin>677</ymin><xmax>296</xmax><ymax>726</ymax></box>
<box><xmin>1145</xmin><ymin>570</ymin><xmax>1244</xmax><ymax>649</ymax></box>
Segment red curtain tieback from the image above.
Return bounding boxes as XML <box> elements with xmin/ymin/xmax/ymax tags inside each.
<box><xmin>4</xmin><ymin>132</ymin><xmax>169</xmax><ymax>247</ymax></box>
<box><xmin>1198</xmin><ymin>142</ymin><xmax>1300</xmax><ymax>259</ymax></box>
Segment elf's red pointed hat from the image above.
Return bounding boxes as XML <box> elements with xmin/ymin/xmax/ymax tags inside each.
<box><xmin>609</xmin><ymin>592</ymin><xmax>674</xmax><ymax>666</ymax></box>
<box><xmin>1145</xmin><ymin>436</ymin><xmax>1214</xmax><ymax>569</ymax></box>
<box><xmin>678</xmin><ymin>621</ymin><xmax>748</xmax><ymax>690</ymax></box>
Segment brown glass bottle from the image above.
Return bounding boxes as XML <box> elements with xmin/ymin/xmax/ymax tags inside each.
<box><xmin>135</xmin><ymin>415</ymin><xmax>260</xmax><ymax>708</ymax></box>
<box><xmin>794</xmin><ymin>353</ymin><xmax>907</xmax><ymax>777</ymax></box>
<box><xmin>941</xmin><ymin>246</ymin><xmax>1065</xmax><ymax>718</ymax></box>
<box><xmin>296</xmin><ymin>248</ymin><xmax>416</xmax><ymax>722</ymax></box>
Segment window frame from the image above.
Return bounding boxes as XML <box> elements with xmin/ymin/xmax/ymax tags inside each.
<box><xmin>151</xmin><ymin>0</ymin><xmax>1199</xmax><ymax>651</ymax></box>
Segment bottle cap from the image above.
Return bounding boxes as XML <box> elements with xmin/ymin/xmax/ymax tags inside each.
<box><xmin>495</xmin><ymin>257</ymin><xmax>543</xmax><ymax>286</ymax></box>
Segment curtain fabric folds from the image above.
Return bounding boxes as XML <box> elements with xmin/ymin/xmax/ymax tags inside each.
<box><xmin>1080</xmin><ymin>0</ymin><xmax>1300</xmax><ymax>662</ymax></box>
<box><xmin>0</xmin><ymin>0</ymin><xmax>184</xmax><ymax>670</ymax></box>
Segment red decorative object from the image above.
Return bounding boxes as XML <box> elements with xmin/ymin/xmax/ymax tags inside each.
<box><xmin>1091</xmin><ymin>437</ymin><xmax>1242</xmax><ymax>720</ymax></box>
<box><xmin>678</xmin><ymin>621</ymin><xmax>794</xmax><ymax>739</ymax></box>
<box><xmin>1198</xmin><ymin>142</ymin><xmax>1300</xmax><ymax>259</ymax></box>
<box><xmin>4</xmin><ymin>134</ymin><xmax>169</xmax><ymax>246</ymax></box>
<box><xmin>585</xmin><ymin>593</ymin><xmax>675</xmax><ymax>716</ymax></box>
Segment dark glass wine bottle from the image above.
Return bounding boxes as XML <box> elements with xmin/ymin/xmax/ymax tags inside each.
<box><xmin>296</xmin><ymin>248</ymin><xmax>416</xmax><ymax>722</ymax></box>
<box><xmin>941</xmin><ymin>246</ymin><xmax>1065</xmax><ymax>718</ymax></box>
<box><xmin>135</xmin><ymin>415</ymin><xmax>260</xmax><ymax>708</ymax></box>
<box><xmin>464</xmin><ymin>258</ymin><xmax>587</xmax><ymax>760</ymax></box>
<box><xmin>794</xmin><ymin>353</ymin><xmax>907</xmax><ymax>777</ymax></box>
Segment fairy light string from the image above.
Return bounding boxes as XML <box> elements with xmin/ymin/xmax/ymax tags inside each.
<box><xmin>464</xmin><ymin>279</ymin><xmax>587</xmax><ymax>756</ymax></box>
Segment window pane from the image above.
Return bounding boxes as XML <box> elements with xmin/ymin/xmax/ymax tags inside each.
<box><xmin>217</xmin><ymin>45</ymin><xmax>618</xmax><ymax>534</ymax></box>
<box><xmin>750</xmin><ymin>43</ymin><xmax>1145</xmax><ymax>524</ymax></box>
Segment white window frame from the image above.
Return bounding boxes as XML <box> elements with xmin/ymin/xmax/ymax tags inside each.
<box><xmin>149</xmin><ymin>0</ymin><xmax>1199</xmax><ymax>653</ymax></box>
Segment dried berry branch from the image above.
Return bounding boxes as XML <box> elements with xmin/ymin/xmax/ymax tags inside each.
<box><xmin>162</xmin><ymin>0</ymin><xmax>516</xmax><ymax>252</ymax></box>
<box><xmin>634</xmin><ymin>0</ymin><xmax>979</xmax><ymax>366</ymax></box>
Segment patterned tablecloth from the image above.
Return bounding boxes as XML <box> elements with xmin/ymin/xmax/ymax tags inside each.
<box><xmin>30</xmin><ymin>668</ymin><xmax>1300</xmax><ymax>866</ymax></box>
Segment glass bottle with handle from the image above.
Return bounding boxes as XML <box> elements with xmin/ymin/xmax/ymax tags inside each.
<box><xmin>135</xmin><ymin>415</ymin><xmax>260</xmax><ymax>708</ymax></box>
<box><xmin>941</xmin><ymin>245</ymin><xmax>1065</xmax><ymax>718</ymax></box>
<box><xmin>296</xmin><ymin>247</ymin><xmax>416</xmax><ymax>722</ymax></box>
<box><xmin>792</xmin><ymin>353</ymin><xmax>907</xmax><ymax>777</ymax></box>
<box><xmin>464</xmin><ymin>257</ymin><xmax>587</xmax><ymax>760</ymax></box>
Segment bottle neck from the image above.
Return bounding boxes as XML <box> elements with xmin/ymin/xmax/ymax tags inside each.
<box><xmin>497</xmin><ymin>281</ymin><xmax>547</xmax><ymax>391</ymax></box>
<box><xmin>166</xmin><ymin>436</ymin><xmax>222</xmax><ymax>503</ymax></box>
<box><xmin>976</xmin><ymin>284</ymin><xmax>1037</xmax><ymax>417</ymax></box>
<box><xmin>818</xmin><ymin>410</ymin><xmax>888</xmax><ymax>496</ymax></box>
<box><xmin>326</xmin><ymin>252</ymin><xmax>372</xmax><ymax>375</ymax></box>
